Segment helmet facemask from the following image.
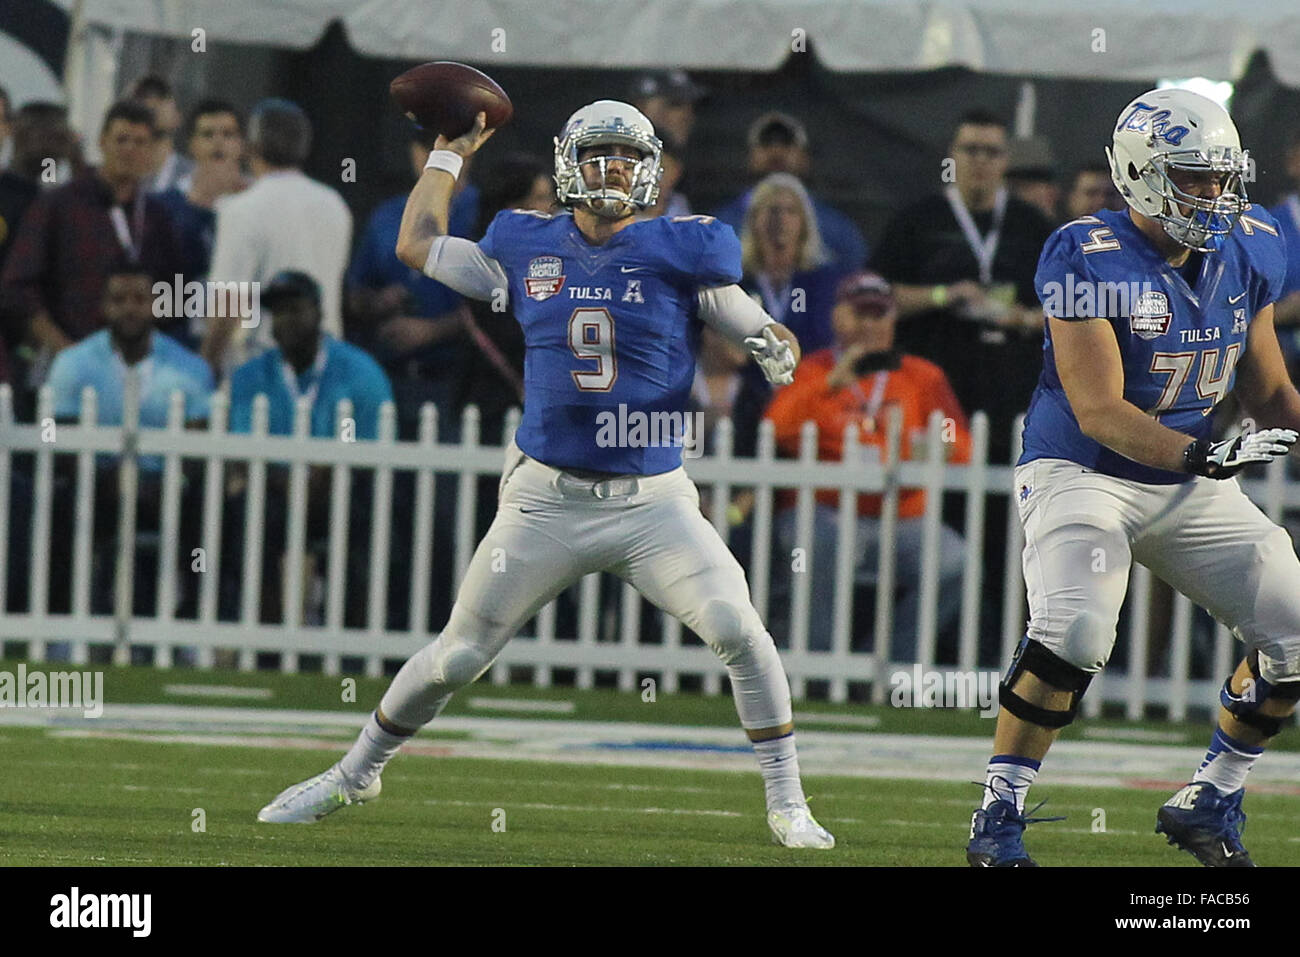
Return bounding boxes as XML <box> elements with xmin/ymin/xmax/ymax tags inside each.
<box><xmin>1146</xmin><ymin>146</ymin><xmax>1250</xmax><ymax>252</ymax></box>
<box><xmin>1109</xmin><ymin>140</ymin><xmax>1251</xmax><ymax>253</ymax></box>
<box><xmin>554</xmin><ymin>126</ymin><xmax>663</xmax><ymax>219</ymax></box>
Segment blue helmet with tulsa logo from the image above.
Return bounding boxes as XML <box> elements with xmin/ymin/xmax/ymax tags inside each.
<box><xmin>554</xmin><ymin>100</ymin><xmax>663</xmax><ymax>219</ymax></box>
<box><xmin>1106</xmin><ymin>88</ymin><xmax>1250</xmax><ymax>252</ymax></box>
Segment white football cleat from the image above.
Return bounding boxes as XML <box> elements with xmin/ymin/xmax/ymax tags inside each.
<box><xmin>768</xmin><ymin>801</ymin><xmax>835</xmax><ymax>849</ymax></box>
<box><xmin>257</xmin><ymin>764</ymin><xmax>381</xmax><ymax>823</ymax></box>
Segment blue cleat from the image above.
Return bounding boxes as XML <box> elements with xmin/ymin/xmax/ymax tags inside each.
<box><xmin>1156</xmin><ymin>782</ymin><xmax>1255</xmax><ymax>867</ymax></box>
<box><xmin>967</xmin><ymin>794</ymin><xmax>1064</xmax><ymax>867</ymax></box>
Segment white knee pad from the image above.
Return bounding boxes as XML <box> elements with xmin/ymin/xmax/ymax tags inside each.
<box><xmin>1039</xmin><ymin>608</ymin><xmax>1115</xmax><ymax>674</ymax></box>
<box><xmin>695</xmin><ymin>597</ymin><xmax>759</xmax><ymax>662</ymax></box>
<box><xmin>695</xmin><ymin>597</ymin><xmax>792</xmax><ymax>730</ymax></box>
<box><xmin>1235</xmin><ymin>528</ymin><xmax>1300</xmax><ymax>678</ymax></box>
<box><xmin>426</xmin><ymin>632</ymin><xmax>499</xmax><ymax>688</ymax></box>
<box><xmin>379</xmin><ymin>617</ymin><xmax>508</xmax><ymax>728</ymax></box>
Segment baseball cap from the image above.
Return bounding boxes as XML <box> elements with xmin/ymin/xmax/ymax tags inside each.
<box><xmin>836</xmin><ymin>271</ymin><xmax>894</xmax><ymax>308</ymax></box>
<box><xmin>748</xmin><ymin>111</ymin><xmax>809</xmax><ymax>150</ymax></box>
<box><xmin>260</xmin><ymin>270</ymin><xmax>321</xmax><ymax>309</ymax></box>
<box><xmin>630</xmin><ymin>70</ymin><xmax>707</xmax><ymax>104</ymax></box>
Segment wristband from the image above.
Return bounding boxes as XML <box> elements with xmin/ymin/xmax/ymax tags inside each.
<box><xmin>1183</xmin><ymin>439</ymin><xmax>1207</xmax><ymax>475</ymax></box>
<box><xmin>931</xmin><ymin>285</ymin><xmax>948</xmax><ymax>307</ymax></box>
<box><xmin>425</xmin><ymin>149</ymin><xmax>464</xmax><ymax>180</ymax></box>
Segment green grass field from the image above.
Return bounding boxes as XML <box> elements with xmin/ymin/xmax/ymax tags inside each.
<box><xmin>2</xmin><ymin>661</ymin><xmax>1298</xmax><ymax>866</ymax></box>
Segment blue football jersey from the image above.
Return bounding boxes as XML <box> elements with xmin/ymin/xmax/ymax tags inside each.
<box><xmin>478</xmin><ymin>210</ymin><xmax>742</xmax><ymax>474</ymax></box>
<box><xmin>1021</xmin><ymin>205</ymin><xmax>1288</xmax><ymax>483</ymax></box>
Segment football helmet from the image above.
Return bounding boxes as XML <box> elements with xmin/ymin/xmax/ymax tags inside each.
<box><xmin>554</xmin><ymin>100</ymin><xmax>663</xmax><ymax>219</ymax></box>
<box><xmin>1106</xmin><ymin>88</ymin><xmax>1250</xmax><ymax>252</ymax></box>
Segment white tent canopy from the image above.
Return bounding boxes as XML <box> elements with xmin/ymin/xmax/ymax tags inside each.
<box><xmin>51</xmin><ymin>0</ymin><xmax>1300</xmax><ymax>81</ymax></box>
<box><xmin>49</xmin><ymin>0</ymin><xmax>1300</xmax><ymax>150</ymax></box>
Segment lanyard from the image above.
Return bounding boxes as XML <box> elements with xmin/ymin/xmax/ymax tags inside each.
<box><xmin>279</xmin><ymin>339</ymin><xmax>329</xmax><ymax>410</ymax></box>
<box><xmin>754</xmin><ymin>273</ymin><xmax>792</xmax><ymax>320</ymax></box>
<box><xmin>846</xmin><ymin>366</ymin><xmax>890</xmax><ymax>433</ymax></box>
<box><xmin>944</xmin><ymin>184</ymin><xmax>1007</xmax><ymax>286</ymax></box>
<box><xmin>109</xmin><ymin>192</ymin><xmax>147</xmax><ymax>263</ymax></box>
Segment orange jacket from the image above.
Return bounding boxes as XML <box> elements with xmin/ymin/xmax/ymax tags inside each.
<box><xmin>765</xmin><ymin>349</ymin><xmax>972</xmax><ymax>518</ymax></box>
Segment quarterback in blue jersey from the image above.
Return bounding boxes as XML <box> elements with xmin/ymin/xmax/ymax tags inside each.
<box><xmin>257</xmin><ymin>100</ymin><xmax>834</xmax><ymax>848</ymax></box>
<box><xmin>968</xmin><ymin>88</ymin><xmax>1300</xmax><ymax>867</ymax></box>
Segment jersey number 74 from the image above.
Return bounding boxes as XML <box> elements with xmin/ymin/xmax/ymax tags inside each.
<box><xmin>1148</xmin><ymin>344</ymin><xmax>1240</xmax><ymax>415</ymax></box>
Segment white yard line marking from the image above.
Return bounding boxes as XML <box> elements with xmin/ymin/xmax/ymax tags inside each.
<box><xmin>793</xmin><ymin>712</ymin><xmax>881</xmax><ymax>727</ymax></box>
<box><xmin>1082</xmin><ymin>728</ymin><xmax>1188</xmax><ymax>744</ymax></box>
<box><xmin>422</xmin><ymin>798</ymin><xmax>742</xmax><ymax>817</ymax></box>
<box><xmin>467</xmin><ymin>697</ymin><xmax>576</xmax><ymax>714</ymax></box>
<box><xmin>22</xmin><ymin>703</ymin><xmax>1300</xmax><ymax>792</ymax></box>
<box><xmin>880</xmin><ymin>818</ymin><xmax>1144</xmax><ymax>836</ymax></box>
<box><xmin>163</xmin><ymin>685</ymin><xmax>274</xmax><ymax>699</ymax></box>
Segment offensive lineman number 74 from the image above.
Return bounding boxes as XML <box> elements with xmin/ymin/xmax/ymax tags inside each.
<box><xmin>1148</xmin><ymin>344</ymin><xmax>1240</xmax><ymax>415</ymax></box>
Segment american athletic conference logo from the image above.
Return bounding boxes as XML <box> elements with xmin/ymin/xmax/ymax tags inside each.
<box><xmin>525</xmin><ymin>255</ymin><xmax>566</xmax><ymax>301</ymax></box>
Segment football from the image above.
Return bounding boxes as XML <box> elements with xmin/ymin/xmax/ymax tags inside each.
<box><xmin>389</xmin><ymin>61</ymin><xmax>513</xmax><ymax>139</ymax></box>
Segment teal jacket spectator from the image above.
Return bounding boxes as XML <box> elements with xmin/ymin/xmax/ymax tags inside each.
<box><xmin>227</xmin><ymin>333</ymin><xmax>394</xmax><ymax>440</ymax></box>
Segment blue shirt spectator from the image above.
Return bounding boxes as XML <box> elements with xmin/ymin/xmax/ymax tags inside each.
<box><xmin>348</xmin><ymin>184</ymin><xmax>479</xmax><ymax>321</ymax></box>
<box><xmin>48</xmin><ymin>328</ymin><xmax>213</xmax><ymax>427</ymax></box>
<box><xmin>228</xmin><ymin>333</ymin><xmax>393</xmax><ymax>440</ymax></box>
<box><xmin>48</xmin><ymin>325</ymin><xmax>212</xmax><ymax>475</ymax></box>
<box><xmin>347</xmin><ymin>136</ymin><xmax>479</xmax><ymax>438</ymax></box>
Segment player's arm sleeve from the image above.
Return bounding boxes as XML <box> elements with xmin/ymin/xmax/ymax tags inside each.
<box><xmin>421</xmin><ymin>235</ymin><xmax>508</xmax><ymax>302</ymax></box>
<box><xmin>695</xmin><ymin>285</ymin><xmax>772</xmax><ymax>344</ymax></box>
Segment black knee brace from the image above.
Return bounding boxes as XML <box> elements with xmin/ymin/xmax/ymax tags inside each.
<box><xmin>999</xmin><ymin>636</ymin><xmax>1095</xmax><ymax>729</ymax></box>
<box><xmin>1220</xmin><ymin>656</ymin><xmax>1300</xmax><ymax>738</ymax></box>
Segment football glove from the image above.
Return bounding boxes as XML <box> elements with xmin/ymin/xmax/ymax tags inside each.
<box><xmin>744</xmin><ymin>326</ymin><xmax>796</xmax><ymax>386</ymax></box>
<box><xmin>1184</xmin><ymin>428</ymin><xmax>1299</xmax><ymax>479</ymax></box>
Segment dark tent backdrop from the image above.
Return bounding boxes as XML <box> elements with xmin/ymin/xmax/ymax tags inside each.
<box><xmin>92</xmin><ymin>21</ymin><xmax>1300</xmax><ymax>251</ymax></box>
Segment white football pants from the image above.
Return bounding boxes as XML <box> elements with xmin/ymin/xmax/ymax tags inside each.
<box><xmin>1017</xmin><ymin>457</ymin><xmax>1300</xmax><ymax>682</ymax></box>
<box><xmin>379</xmin><ymin>440</ymin><xmax>793</xmax><ymax>730</ymax></box>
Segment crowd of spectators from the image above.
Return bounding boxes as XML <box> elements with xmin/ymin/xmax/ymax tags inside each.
<box><xmin>0</xmin><ymin>70</ymin><xmax>1178</xmax><ymax>663</ymax></box>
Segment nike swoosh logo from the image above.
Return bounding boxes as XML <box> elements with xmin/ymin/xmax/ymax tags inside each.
<box><xmin>619</xmin><ymin>266</ymin><xmax>646</xmax><ymax>273</ymax></box>
<box><xmin>1228</xmin><ymin>292</ymin><xmax>1247</xmax><ymax>303</ymax></box>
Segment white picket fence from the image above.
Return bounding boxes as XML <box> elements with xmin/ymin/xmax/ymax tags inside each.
<box><xmin>3</xmin><ymin>380</ymin><xmax>1298</xmax><ymax>713</ymax></box>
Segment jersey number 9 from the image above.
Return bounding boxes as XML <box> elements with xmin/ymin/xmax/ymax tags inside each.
<box><xmin>569</xmin><ymin>307</ymin><xmax>617</xmax><ymax>391</ymax></box>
